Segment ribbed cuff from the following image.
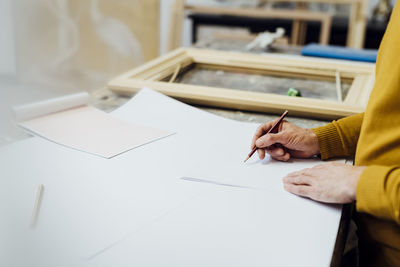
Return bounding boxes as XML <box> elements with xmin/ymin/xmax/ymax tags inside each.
<box><xmin>356</xmin><ymin>165</ymin><xmax>394</xmax><ymax>221</ymax></box>
<box><xmin>312</xmin><ymin>123</ymin><xmax>344</xmax><ymax>160</ymax></box>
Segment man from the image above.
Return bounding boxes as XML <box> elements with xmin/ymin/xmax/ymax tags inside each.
<box><xmin>250</xmin><ymin>2</ymin><xmax>400</xmax><ymax>266</ymax></box>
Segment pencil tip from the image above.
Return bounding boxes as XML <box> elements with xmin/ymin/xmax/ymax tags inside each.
<box><xmin>244</xmin><ymin>156</ymin><xmax>249</xmax><ymax>163</ymax></box>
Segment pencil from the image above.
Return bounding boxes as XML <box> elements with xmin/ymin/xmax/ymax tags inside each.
<box><xmin>31</xmin><ymin>184</ymin><xmax>44</xmax><ymax>229</ymax></box>
<box><xmin>244</xmin><ymin>110</ymin><xmax>288</xmax><ymax>162</ymax></box>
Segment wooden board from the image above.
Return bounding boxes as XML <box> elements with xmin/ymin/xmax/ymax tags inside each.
<box><xmin>108</xmin><ymin>48</ymin><xmax>375</xmax><ymax>120</ymax></box>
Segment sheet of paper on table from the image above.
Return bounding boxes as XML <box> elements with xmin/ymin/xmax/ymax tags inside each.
<box><xmin>13</xmin><ymin>92</ymin><xmax>171</xmax><ymax>158</ymax></box>
<box><xmin>0</xmin><ymin>88</ymin><xmax>342</xmax><ymax>267</ymax></box>
<box><xmin>88</xmin><ymin>88</ymin><xmax>342</xmax><ymax>267</ymax></box>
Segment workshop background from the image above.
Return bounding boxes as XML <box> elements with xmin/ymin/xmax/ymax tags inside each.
<box><xmin>0</xmin><ymin>0</ymin><xmax>394</xmax><ymax>146</ymax></box>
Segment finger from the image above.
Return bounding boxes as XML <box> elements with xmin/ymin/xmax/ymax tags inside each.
<box><xmin>251</xmin><ymin>121</ymin><xmax>276</xmax><ymax>148</ymax></box>
<box><xmin>277</xmin><ymin>119</ymin><xmax>288</xmax><ymax>132</ymax></box>
<box><xmin>312</xmin><ymin>163</ymin><xmax>328</xmax><ymax>169</ymax></box>
<box><xmin>286</xmin><ymin>168</ymin><xmax>310</xmax><ymax>177</ymax></box>
<box><xmin>289</xmin><ymin>150</ymin><xmax>312</xmax><ymax>158</ymax></box>
<box><xmin>265</xmin><ymin>147</ymin><xmax>285</xmax><ymax>157</ymax></box>
<box><xmin>283</xmin><ymin>183</ymin><xmax>314</xmax><ymax>198</ymax></box>
<box><xmin>257</xmin><ymin>148</ymin><xmax>266</xmax><ymax>160</ymax></box>
<box><xmin>255</xmin><ymin>132</ymin><xmax>288</xmax><ymax>148</ymax></box>
<box><xmin>329</xmin><ymin>162</ymin><xmax>345</xmax><ymax>167</ymax></box>
<box><xmin>287</xmin><ymin>167</ymin><xmax>317</xmax><ymax>177</ymax></box>
<box><xmin>283</xmin><ymin>173</ymin><xmax>313</xmax><ymax>185</ymax></box>
<box><xmin>271</xmin><ymin>151</ymin><xmax>291</xmax><ymax>162</ymax></box>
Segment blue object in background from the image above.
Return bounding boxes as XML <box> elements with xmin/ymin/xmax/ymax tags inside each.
<box><xmin>301</xmin><ymin>43</ymin><xmax>378</xmax><ymax>63</ymax></box>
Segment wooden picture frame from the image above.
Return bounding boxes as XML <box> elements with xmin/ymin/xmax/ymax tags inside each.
<box><xmin>108</xmin><ymin>48</ymin><xmax>375</xmax><ymax>119</ymax></box>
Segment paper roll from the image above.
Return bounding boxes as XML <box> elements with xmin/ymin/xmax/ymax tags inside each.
<box><xmin>13</xmin><ymin>92</ymin><xmax>89</xmax><ymax>122</ymax></box>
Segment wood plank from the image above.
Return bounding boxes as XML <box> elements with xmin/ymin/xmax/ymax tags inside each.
<box><xmin>262</xmin><ymin>0</ymin><xmax>361</xmax><ymax>4</ymax></box>
<box><xmin>344</xmin><ymin>75</ymin><xmax>367</xmax><ymax>104</ymax></box>
<box><xmin>111</xmin><ymin>48</ymin><xmax>188</xmax><ymax>81</ymax></box>
<box><xmin>109</xmin><ymin>79</ymin><xmax>365</xmax><ymax>120</ymax></box>
<box><xmin>185</xmin><ymin>5</ymin><xmax>330</xmax><ymax>21</ymax></box>
<box><xmin>319</xmin><ymin>16</ymin><xmax>332</xmax><ymax>45</ymax></box>
<box><xmin>185</xmin><ymin>48</ymin><xmax>374</xmax><ymax>74</ymax></box>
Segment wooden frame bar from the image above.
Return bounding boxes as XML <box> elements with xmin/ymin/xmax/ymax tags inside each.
<box><xmin>108</xmin><ymin>48</ymin><xmax>375</xmax><ymax>120</ymax></box>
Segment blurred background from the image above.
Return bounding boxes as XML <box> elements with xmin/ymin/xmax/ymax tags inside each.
<box><xmin>0</xmin><ymin>0</ymin><xmax>394</xmax><ymax>145</ymax></box>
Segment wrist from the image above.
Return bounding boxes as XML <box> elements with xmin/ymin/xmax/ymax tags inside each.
<box><xmin>306</xmin><ymin>129</ymin><xmax>320</xmax><ymax>156</ymax></box>
<box><xmin>351</xmin><ymin>166</ymin><xmax>366</xmax><ymax>201</ymax></box>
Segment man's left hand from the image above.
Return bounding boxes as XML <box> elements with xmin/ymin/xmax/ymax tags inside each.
<box><xmin>283</xmin><ymin>162</ymin><xmax>366</xmax><ymax>203</ymax></box>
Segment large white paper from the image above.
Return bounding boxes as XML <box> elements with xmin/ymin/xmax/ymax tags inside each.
<box><xmin>0</xmin><ymin>88</ymin><xmax>342</xmax><ymax>267</ymax></box>
<box><xmin>87</xmin><ymin>188</ymin><xmax>340</xmax><ymax>267</ymax></box>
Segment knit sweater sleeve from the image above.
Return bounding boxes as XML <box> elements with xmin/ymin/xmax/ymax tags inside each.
<box><xmin>311</xmin><ymin>113</ymin><xmax>364</xmax><ymax>160</ymax></box>
<box><xmin>356</xmin><ymin>165</ymin><xmax>400</xmax><ymax>224</ymax></box>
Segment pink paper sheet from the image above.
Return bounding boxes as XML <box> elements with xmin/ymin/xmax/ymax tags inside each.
<box><xmin>20</xmin><ymin>106</ymin><xmax>171</xmax><ymax>158</ymax></box>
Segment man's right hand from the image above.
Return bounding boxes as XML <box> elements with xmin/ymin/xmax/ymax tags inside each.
<box><xmin>251</xmin><ymin>119</ymin><xmax>320</xmax><ymax>161</ymax></box>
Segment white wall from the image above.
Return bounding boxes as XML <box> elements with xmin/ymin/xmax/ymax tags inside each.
<box><xmin>160</xmin><ymin>0</ymin><xmax>174</xmax><ymax>55</ymax></box>
<box><xmin>0</xmin><ymin>0</ymin><xmax>16</xmax><ymax>77</ymax></box>
<box><xmin>160</xmin><ymin>0</ymin><xmax>192</xmax><ymax>55</ymax></box>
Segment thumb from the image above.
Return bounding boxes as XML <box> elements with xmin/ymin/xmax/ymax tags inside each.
<box><xmin>255</xmin><ymin>132</ymin><xmax>288</xmax><ymax>148</ymax></box>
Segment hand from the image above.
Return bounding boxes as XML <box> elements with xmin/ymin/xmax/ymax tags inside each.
<box><xmin>283</xmin><ymin>162</ymin><xmax>366</xmax><ymax>203</ymax></box>
<box><xmin>251</xmin><ymin>120</ymin><xmax>320</xmax><ymax>161</ymax></box>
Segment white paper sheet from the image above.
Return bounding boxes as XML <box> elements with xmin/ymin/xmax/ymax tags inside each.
<box><xmin>87</xmin><ymin>188</ymin><xmax>341</xmax><ymax>267</ymax></box>
<box><xmin>0</xmin><ymin>88</ymin><xmax>342</xmax><ymax>267</ymax></box>
<box><xmin>15</xmin><ymin>93</ymin><xmax>172</xmax><ymax>158</ymax></box>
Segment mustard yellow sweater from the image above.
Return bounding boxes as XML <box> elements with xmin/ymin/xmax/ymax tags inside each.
<box><xmin>312</xmin><ymin>3</ymin><xmax>400</xmax><ymax>266</ymax></box>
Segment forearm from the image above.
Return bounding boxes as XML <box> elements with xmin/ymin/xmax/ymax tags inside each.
<box><xmin>356</xmin><ymin>165</ymin><xmax>400</xmax><ymax>224</ymax></box>
<box><xmin>312</xmin><ymin>113</ymin><xmax>364</xmax><ymax>160</ymax></box>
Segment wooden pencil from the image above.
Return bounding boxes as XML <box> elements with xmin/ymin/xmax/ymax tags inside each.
<box><xmin>244</xmin><ymin>110</ymin><xmax>288</xmax><ymax>162</ymax></box>
<box><xmin>31</xmin><ymin>184</ymin><xmax>44</xmax><ymax>229</ymax></box>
